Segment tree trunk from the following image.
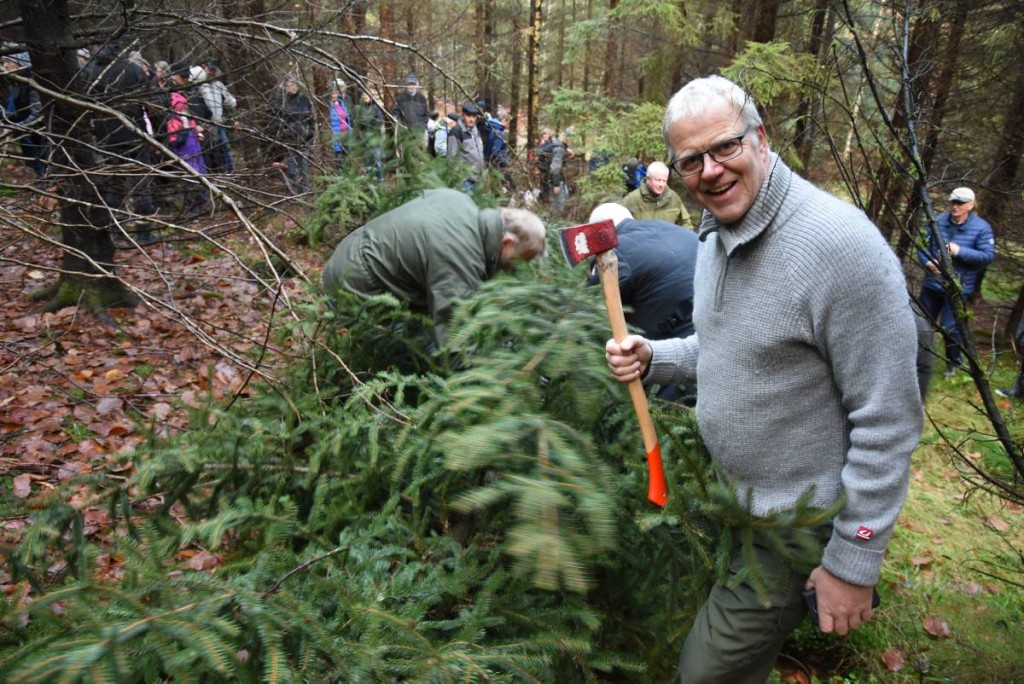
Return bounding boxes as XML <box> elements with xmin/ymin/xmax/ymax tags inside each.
<box><xmin>421</xmin><ymin>0</ymin><xmax>437</xmax><ymax>110</ymax></box>
<box><xmin>567</xmin><ymin>0</ymin><xmax>577</xmax><ymax>89</ymax></box>
<box><xmin>981</xmin><ymin>30</ymin><xmax>1024</xmax><ymax>319</ymax></box>
<box><xmin>475</xmin><ymin>0</ymin><xmax>486</xmax><ymax>101</ymax></box>
<box><xmin>603</xmin><ymin>0</ymin><xmax>618</xmax><ymax>97</ymax></box>
<box><xmin>483</xmin><ymin>3</ymin><xmax>497</xmax><ymax>107</ymax></box>
<box><xmin>526</xmin><ymin>0</ymin><xmax>542</xmax><ymax>149</ymax></box>
<box><xmin>866</xmin><ymin>1</ymin><xmax>934</xmax><ymax>240</ymax></box>
<box><xmin>341</xmin><ymin>0</ymin><xmax>369</xmax><ymax>84</ymax></box>
<box><xmin>794</xmin><ymin>0</ymin><xmax>832</xmax><ymax>171</ymax></box>
<box><xmin>379</xmin><ymin>0</ymin><xmax>397</xmax><ymax>111</ymax></box>
<box><xmin>984</xmin><ymin>81</ymin><xmax>1024</xmax><ymax>234</ymax></box>
<box><xmin>509</xmin><ymin>5</ymin><xmax>523</xmax><ymax>150</ymax></box>
<box><xmin>895</xmin><ymin>2</ymin><xmax>967</xmax><ymax>261</ymax></box>
<box><xmin>751</xmin><ymin>0</ymin><xmax>781</xmax><ymax>43</ymax></box>
<box><xmin>582</xmin><ymin>0</ymin><xmax>593</xmax><ymax>91</ymax></box>
<box><xmin>307</xmin><ymin>0</ymin><xmax>328</xmax><ymax>100</ymax></box>
<box><xmin>18</xmin><ymin>0</ymin><xmax>137</xmax><ymax>312</ymax></box>
<box><xmin>730</xmin><ymin>0</ymin><xmax>756</xmax><ymax>53</ymax></box>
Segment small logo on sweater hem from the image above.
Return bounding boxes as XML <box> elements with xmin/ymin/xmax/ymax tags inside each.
<box><xmin>855</xmin><ymin>526</ymin><xmax>874</xmax><ymax>542</ymax></box>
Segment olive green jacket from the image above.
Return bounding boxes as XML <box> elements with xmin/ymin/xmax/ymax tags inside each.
<box><xmin>621</xmin><ymin>184</ymin><xmax>693</xmax><ymax>229</ymax></box>
<box><xmin>322</xmin><ymin>188</ymin><xmax>503</xmax><ymax>344</ymax></box>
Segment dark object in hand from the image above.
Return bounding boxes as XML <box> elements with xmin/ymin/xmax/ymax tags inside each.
<box><xmin>802</xmin><ymin>587</ymin><xmax>880</xmax><ymax>628</ymax></box>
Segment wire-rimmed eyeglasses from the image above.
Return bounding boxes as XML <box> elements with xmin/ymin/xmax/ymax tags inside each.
<box><xmin>668</xmin><ymin>126</ymin><xmax>755</xmax><ymax>177</ymax></box>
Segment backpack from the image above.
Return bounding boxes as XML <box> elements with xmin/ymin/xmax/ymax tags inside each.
<box><xmin>427</xmin><ymin>123</ymin><xmax>438</xmax><ymax>157</ymax></box>
<box><xmin>536</xmin><ymin>140</ymin><xmax>554</xmax><ymax>172</ymax></box>
<box><xmin>446</xmin><ymin>124</ymin><xmax>469</xmax><ymax>151</ymax></box>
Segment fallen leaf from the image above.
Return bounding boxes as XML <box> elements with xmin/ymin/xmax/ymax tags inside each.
<box><xmin>15</xmin><ymin>315</ymin><xmax>39</xmax><ymax>332</ymax></box>
<box><xmin>150</xmin><ymin>402</ymin><xmax>173</xmax><ymax>420</ymax></box>
<box><xmin>882</xmin><ymin>647</ymin><xmax>905</xmax><ymax>672</ymax></box>
<box><xmin>924</xmin><ymin>616</ymin><xmax>951</xmax><ymax>638</ymax></box>
<box><xmin>898</xmin><ymin>518</ymin><xmax>925</xmax><ymax>533</ymax></box>
<box><xmin>27</xmin><ymin>270</ymin><xmax>45</xmax><ymax>280</ymax></box>
<box><xmin>57</xmin><ymin>463</ymin><xmax>83</xmax><ymax>480</ymax></box>
<box><xmin>13</xmin><ymin>474</ymin><xmax>32</xmax><ymax>498</ymax></box>
<box><xmin>181</xmin><ymin>390</ymin><xmax>203</xmax><ymax>409</ymax></box>
<box><xmin>910</xmin><ymin>556</ymin><xmax>932</xmax><ymax>568</ymax></box>
<box><xmin>75</xmin><ymin>439</ymin><xmax>106</xmax><ymax>460</ymax></box>
<box><xmin>184</xmin><ymin>550</ymin><xmax>224</xmax><ymax>571</ymax></box>
<box><xmin>965</xmin><ymin>451</ymin><xmax>982</xmax><ymax>461</ymax></box>
<box><xmin>72</xmin><ymin>404</ymin><xmax>97</xmax><ymax>421</ymax></box>
<box><xmin>96</xmin><ymin>397</ymin><xmax>124</xmax><ymax>414</ymax></box>
<box><xmin>986</xmin><ymin>516</ymin><xmax>1010</xmax><ymax>532</ymax></box>
<box><xmin>89</xmin><ymin>419</ymin><xmax>131</xmax><ymax>437</ymax></box>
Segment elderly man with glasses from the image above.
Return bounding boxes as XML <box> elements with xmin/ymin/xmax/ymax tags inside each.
<box><xmin>620</xmin><ymin>160</ymin><xmax>693</xmax><ymax>228</ymax></box>
<box><xmin>917</xmin><ymin>187</ymin><xmax>995</xmax><ymax>377</ymax></box>
<box><xmin>604</xmin><ymin>75</ymin><xmax>923</xmax><ymax>683</ymax></box>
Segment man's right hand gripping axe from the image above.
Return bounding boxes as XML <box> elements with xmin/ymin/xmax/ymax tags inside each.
<box><xmin>558</xmin><ymin>219</ymin><xmax>668</xmax><ymax>507</ymax></box>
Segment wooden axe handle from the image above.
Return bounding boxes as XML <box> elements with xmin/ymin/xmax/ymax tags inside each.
<box><xmin>595</xmin><ymin>249</ymin><xmax>669</xmax><ymax>507</ymax></box>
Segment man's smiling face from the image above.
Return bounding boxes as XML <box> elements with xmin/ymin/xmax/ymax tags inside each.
<box><xmin>667</xmin><ymin>101</ymin><xmax>768</xmax><ymax>225</ymax></box>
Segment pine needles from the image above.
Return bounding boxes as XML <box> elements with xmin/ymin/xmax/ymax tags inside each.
<box><xmin>2</xmin><ymin>210</ymin><xmax>836</xmax><ymax>682</ymax></box>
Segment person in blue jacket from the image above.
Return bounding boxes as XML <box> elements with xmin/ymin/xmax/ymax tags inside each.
<box><xmin>586</xmin><ymin>203</ymin><xmax>698</xmax><ymax>403</ymax></box>
<box><xmin>327</xmin><ymin>78</ymin><xmax>353</xmax><ymax>161</ymax></box>
<box><xmin>918</xmin><ymin>187</ymin><xmax>995</xmax><ymax>376</ymax></box>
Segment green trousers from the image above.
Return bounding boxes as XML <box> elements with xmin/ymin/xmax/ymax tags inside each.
<box><xmin>673</xmin><ymin>527</ymin><xmax>825</xmax><ymax>684</ymax></box>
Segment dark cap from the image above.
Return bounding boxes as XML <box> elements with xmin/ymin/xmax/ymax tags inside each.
<box><xmin>170</xmin><ymin>61</ymin><xmax>190</xmax><ymax>78</ymax></box>
<box><xmin>446</xmin><ymin>112</ymin><xmax>459</xmax><ymax>122</ymax></box>
<box><xmin>405</xmin><ymin>73</ymin><xmax>419</xmax><ymax>85</ymax></box>
<box><xmin>475</xmin><ymin>100</ymin><xmax>487</xmax><ymax>111</ymax></box>
<box><xmin>461</xmin><ymin>102</ymin><xmax>480</xmax><ymax>115</ymax></box>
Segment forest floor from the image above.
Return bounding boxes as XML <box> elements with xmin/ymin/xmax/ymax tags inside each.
<box><xmin>2</xmin><ymin>178</ymin><xmax>1024</xmax><ymax>682</ymax></box>
<box><xmin>0</xmin><ymin>179</ymin><xmax>318</xmax><ymax>521</ymax></box>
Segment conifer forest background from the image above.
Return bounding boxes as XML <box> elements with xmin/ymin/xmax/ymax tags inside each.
<box><xmin>2</xmin><ymin>0</ymin><xmax>1024</xmax><ymax>681</ymax></box>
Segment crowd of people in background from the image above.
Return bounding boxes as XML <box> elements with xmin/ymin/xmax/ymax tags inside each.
<box><xmin>3</xmin><ymin>44</ymin><xmax>612</xmax><ymax>218</ymax></box>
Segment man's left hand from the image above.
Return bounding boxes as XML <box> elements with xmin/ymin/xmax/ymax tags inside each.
<box><xmin>947</xmin><ymin>241</ymin><xmax>961</xmax><ymax>256</ymax></box>
<box><xmin>805</xmin><ymin>566</ymin><xmax>875</xmax><ymax>635</ymax></box>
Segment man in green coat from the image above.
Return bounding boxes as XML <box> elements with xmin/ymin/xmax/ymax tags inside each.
<box><xmin>620</xmin><ymin>161</ymin><xmax>693</xmax><ymax>229</ymax></box>
<box><xmin>322</xmin><ymin>189</ymin><xmax>546</xmax><ymax>345</ymax></box>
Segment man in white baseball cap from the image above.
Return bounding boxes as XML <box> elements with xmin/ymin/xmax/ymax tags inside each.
<box><xmin>918</xmin><ymin>186</ymin><xmax>995</xmax><ymax>377</ymax></box>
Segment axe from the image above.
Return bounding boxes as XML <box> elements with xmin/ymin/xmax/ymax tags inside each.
<box><xmin>558</xmin><ymin>220</ymin><xmax>668</xmax><ymax>507</ymax></box>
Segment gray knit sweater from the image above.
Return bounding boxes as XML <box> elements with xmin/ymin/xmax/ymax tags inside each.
<box><xmin>647</xmin><ymin>156</ymin><xmax>923</xmax><ymax>586</ymax></box>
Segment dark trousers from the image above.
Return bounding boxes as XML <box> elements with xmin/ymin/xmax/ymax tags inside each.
<box><xmin>673</xmin><ymin>526</ymin><xmax>826</xmax><ymax>684</ymax></box>
<box><xmin>919</xmin><ymin>286</ymin><xmax>966</xmax><ymax>370</ymax></box>
<box><xmin>18</xmin><ymin>133</ymin><xmax>46</xmax><ymax>178</ymax></box>
<box><xmin>914</xmin><ymin>308</ymin><xmax>937</xmax><ymax>400</ymax></box>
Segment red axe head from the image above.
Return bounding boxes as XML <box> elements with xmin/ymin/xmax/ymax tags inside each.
<box><xmin>557</xmin><ymin>220</ymin><xmax>619</xmax><ymax>268</ymax></box>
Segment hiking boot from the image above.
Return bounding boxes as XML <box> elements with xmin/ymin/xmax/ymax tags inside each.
<box><xmin>995</xmin><ymin>387</ymin><xmax>1024</xmax><ymax>400</ymax></box>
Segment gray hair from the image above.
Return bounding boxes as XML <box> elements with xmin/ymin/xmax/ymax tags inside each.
<box><xmin>153</xmin><ymin>60</ymin><xmax>169</xmax><ymax>72</ymax></box>
<box><xmin>500</xmin><ymin>208</ymin><xmax>546</xmax><ymax>258</ymax></box>
<box><xmin>663</xmin><ymin>75</ymin><xmax>763</xmax><ymax>147</ymax></box>
<box><xmin>646</xmin><ymin>160</ymin><xmax>670</xmax><ymax>178</ymax></box>
<box><xmin>588</xmin><ymin>203</ymin><xmax>633</xmax><ymax>227</ymax></box>
<box><xmin>128</xmin><ymin>50</ymin><xmax>150</xmax><ymax>71</ymax></box>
